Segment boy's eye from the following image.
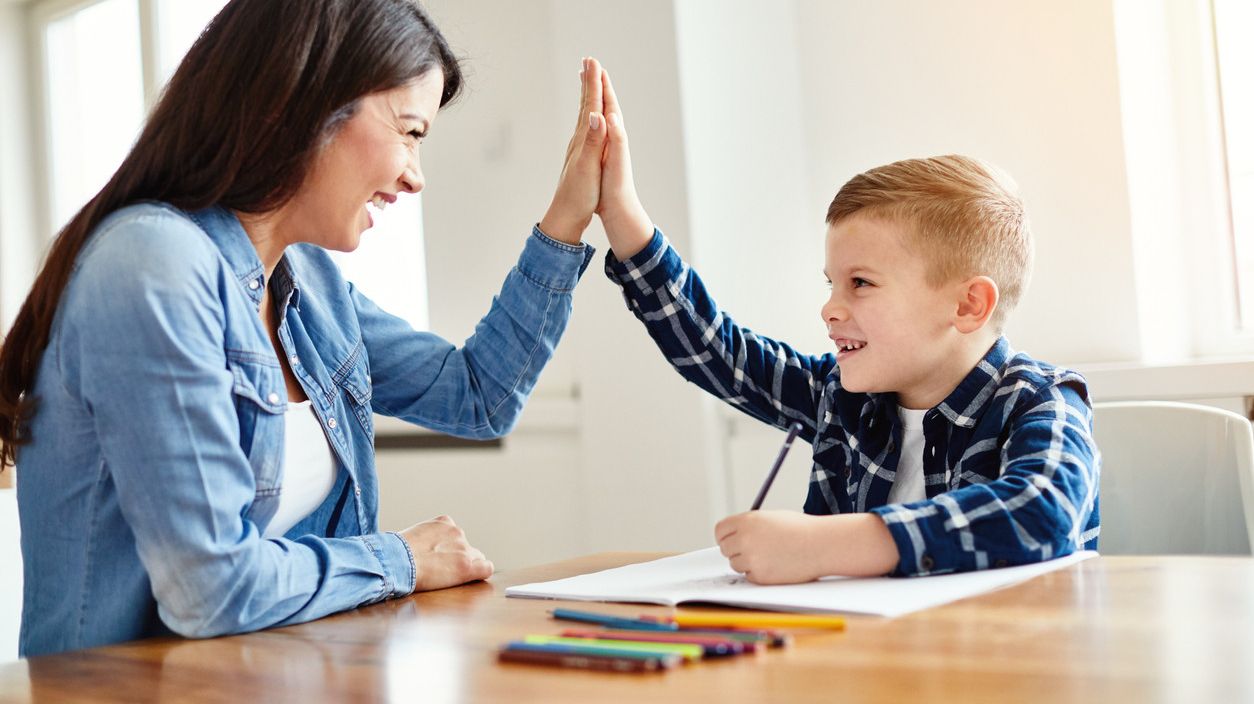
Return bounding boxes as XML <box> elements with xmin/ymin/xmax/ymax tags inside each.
<box><xmin>852</xmin><ymin>277</ymin><xmax>871</xmax><ymax>288</ymax></box>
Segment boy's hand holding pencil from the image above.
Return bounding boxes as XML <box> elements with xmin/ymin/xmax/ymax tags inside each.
<box><xmin>715</xmin><ymin>422</ymin><xmax>899</xmax><ymax>583</ymax></box>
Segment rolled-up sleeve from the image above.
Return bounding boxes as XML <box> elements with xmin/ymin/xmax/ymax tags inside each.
<box><xmin>871</xmin><ymin>381</ymin><xmax>1099</xmax><ymax>576</ymax></box>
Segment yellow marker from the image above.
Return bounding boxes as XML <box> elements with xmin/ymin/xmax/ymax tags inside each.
<box><xmin>671</xmin><ymin>611</ymin><xmax>846</xmax><ymax>631</ymax></box>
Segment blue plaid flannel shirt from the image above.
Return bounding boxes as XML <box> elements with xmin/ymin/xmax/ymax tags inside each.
<box><xmin>606</xmin><ymin>229</ymin><xmax>1100</xmax><ymax>577</ymax></box>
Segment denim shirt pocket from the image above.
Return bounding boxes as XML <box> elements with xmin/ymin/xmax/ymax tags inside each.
<box><xmin>332</xmin><ymin>344</ymin><xmax>374</xmax><ymax>439</ymax></box>
<box><xmin>226</xmin><ymin>351</ymin><xmax>287</xmax><ymax>527</ymax></box>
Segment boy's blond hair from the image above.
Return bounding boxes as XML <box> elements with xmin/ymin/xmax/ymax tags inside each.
<box><xmin>826</xmin><ymin>155</ymin><xmax>1032</xmax><ymax>331</ymax></box>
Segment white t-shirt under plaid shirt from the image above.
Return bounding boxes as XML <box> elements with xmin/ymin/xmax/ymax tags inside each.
<box><xmin>604</xmin><ymin>229</ymin><xmax>1101</xmax><ymax>577</ymax></box>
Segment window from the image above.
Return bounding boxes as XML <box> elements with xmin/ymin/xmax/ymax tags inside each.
<box><xmin>1213</xmin><ymin>0</ymin><xmax>1254</xmax><ymax>331</ymax></box>
<box><xmin>1112</xmin><ymin>0</ymin><xmax>1254</xmax><ymax>361</ymax></box>
<box><xmin>31</xmin><ymin>0</ymin><xmax>429</xmax><ymax>330</ymax></box>
<box><xmin>41</xmin><ymin>0</ymin><xmax>144</xmax><ymax>233</ymax></box>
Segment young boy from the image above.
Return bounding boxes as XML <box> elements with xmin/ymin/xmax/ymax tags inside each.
<box><xmin>591</xmin><ymin>89</ymin><xmax>1099</xmax><ymax>583</ymax></box>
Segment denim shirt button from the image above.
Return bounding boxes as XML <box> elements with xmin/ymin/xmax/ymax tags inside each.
<box><xmin>289</xmin><ymin>355</ymin><xmax>299</xmax><ymax>366</ymax></box>
<box><xmin>327</xmin><ymin>417</ymin><xmax>337</xmax><ymax>429</ymax></box>
<box><xmin>354</xmin><ymin>485</ymin><xmax>361</xmax><ymax>498</ymax></box>
<box><xmin>248</xmin><ymin>278</ymin><xmax>260</xmax><ymax>290</ymax></box>
<box><xmin>266</xmin><ymin>392</ymin><xmax>279</xmax><ymax>404</ymax></box>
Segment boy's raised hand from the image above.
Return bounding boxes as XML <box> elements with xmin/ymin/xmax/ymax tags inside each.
<box><xmin>538</xmin><ymin>57</ymin><xmax>607</xmax><ymax>246</ymax></box>
<box><xmin>596</xmin><ymin>69</ymin><xmax>655</xmax><ymax>260</ymax></box>
<box><xmin>715</xmin><ymin>511</ymin><xmax>901</xmax><ymax>584</ymax></box>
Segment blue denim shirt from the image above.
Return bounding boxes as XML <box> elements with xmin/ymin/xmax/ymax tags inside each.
<box><xmin>17</xmin><ymin>202</ymin><xmax>593</xmax><ymax>657</ymax></box>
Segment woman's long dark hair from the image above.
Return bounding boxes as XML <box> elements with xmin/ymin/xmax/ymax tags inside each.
<box><xmin>0</xmin><ymin>0</ymin><xmax>462</xmax><ymax>468</ymax></box>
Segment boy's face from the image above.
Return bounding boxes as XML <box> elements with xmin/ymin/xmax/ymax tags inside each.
<box><xmin>821</xmin><ymin>214</ymin><xmax>966</xmax><ymax>409</ymax></box>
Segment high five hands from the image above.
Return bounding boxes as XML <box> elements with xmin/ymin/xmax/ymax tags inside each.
<box><xmin>540</xmin><ymin>58</ymin><xmax>654</xmax><ymax>260</ymax></box>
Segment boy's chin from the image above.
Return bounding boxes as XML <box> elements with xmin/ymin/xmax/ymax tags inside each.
<box><xmin>837</xmin><ymin>376</ymin><xmax>873</xmax><ymax>394</ymax></box>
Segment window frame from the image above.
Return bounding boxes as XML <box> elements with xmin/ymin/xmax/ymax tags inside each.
<box><xmin>27</xmin><ymin>0</ymin><xmax>162</xmax><ymax>246</ymax></box>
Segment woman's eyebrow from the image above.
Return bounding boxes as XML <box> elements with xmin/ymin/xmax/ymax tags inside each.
<box><xmin>398</xmin><ymin>113</ymin><xmax>430</xmax><ymax>132</ymax></box>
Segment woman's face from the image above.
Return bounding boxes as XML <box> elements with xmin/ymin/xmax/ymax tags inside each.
<box><xmin>287</xmin><ymin>68</ymin><xmax>445</xmax><ymax>252</ymax></box>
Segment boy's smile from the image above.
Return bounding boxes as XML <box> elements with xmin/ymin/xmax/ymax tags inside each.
<box><xmin>821</xmin><ymin>214</ymin><xmax>993</xmax><ymax>409</ymax></box>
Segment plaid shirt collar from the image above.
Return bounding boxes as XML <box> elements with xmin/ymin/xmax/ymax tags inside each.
<box><xmin>930</xmin><ymin>336</ymin><xmax>1011</xmax><ymax>428</ymax></box>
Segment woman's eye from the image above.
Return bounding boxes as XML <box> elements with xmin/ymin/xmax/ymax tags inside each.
<box><xmin>407</xmin><ymin>129</ymin><xmax>425</xmax><ymax>142</ymax></box>
<box><xmin>852</xmin><ymin>277</ymin><xmax>871</xmax><ymax>288</ymax></box>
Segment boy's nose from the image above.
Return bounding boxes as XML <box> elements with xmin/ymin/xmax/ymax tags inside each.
<box><xmin>821</xmin><ymin>298</ymin><xmax>848</xmax><ymax>324</ymax></box>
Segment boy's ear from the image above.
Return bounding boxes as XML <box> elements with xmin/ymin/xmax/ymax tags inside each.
<box><xmin>953</xmin><ymin>276</ymin><xmax>999</xmax><ymax>333</ymax></box>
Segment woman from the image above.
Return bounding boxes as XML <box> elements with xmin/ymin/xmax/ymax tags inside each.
<box><xmin>0</xmin><ymin>0</ymin><xmax>610</xmax><ymax>657</ymax></box>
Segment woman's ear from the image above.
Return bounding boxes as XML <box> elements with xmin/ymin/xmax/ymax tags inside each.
<box><xmin>953</xmin><ymin>276</ymin><xmax>999</xmax><ymax>333</ymax></box>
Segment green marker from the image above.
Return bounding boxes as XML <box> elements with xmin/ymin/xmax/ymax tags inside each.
<box><xmin>523</xmin><ymin>635</ymin><xmax>704</xmax><ymax>661</ymax></box>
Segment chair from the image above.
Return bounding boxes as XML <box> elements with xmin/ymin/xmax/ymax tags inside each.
<box><xmin>1093</xmin><ymin>401</ymin><xmax>1254</xmax><ymax>555</ymax></box>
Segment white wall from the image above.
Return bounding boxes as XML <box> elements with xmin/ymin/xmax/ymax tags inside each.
<box><xmin>377</xmin><ymin>0</ymin><xmax>727</xmax><ymax>568</ymax></box>
<box><xmin>373</xmin><ymin>0</ymin><xmax>1159</xmax><ymax>573</ymax></box>
<box><xmin>796</xmin><ymin>0</ymin><xmax>1138</xmax><ymax>365</ymax></box>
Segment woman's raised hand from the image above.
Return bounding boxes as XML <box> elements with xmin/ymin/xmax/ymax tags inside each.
<box><xmin>538</xmin><ymin>57</ymin><xmax>608</xmax><ymax>246</ymax></box>
<box><xmin>596</xmin><ymin>69</ymin><xmax>653</xmax><ymax>260</ymax></box>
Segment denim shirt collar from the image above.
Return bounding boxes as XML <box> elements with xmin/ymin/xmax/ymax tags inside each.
<box><xmin>185</xmin><ymin>205</ymin><xmax>300</xmax><ymax>311</ymax></box>
<box><xmin>934</xmin><ymin>336</ymin><xmax>1012</xmax><ymax>428</ymax></box>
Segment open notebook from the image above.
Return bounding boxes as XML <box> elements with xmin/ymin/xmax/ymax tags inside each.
<box><xmin>506</xmin><ymin>547</ymin><xmax>1098</xmax><ymax>618</ymax></box>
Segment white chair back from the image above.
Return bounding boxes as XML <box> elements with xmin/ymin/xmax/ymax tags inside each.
<box><xmin>1093</xmin><ymin>401</ymin><xmax>1254</xmax><ymax>555</ymax></box>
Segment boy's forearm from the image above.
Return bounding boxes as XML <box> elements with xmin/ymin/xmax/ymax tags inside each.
<box><xmin>813</xmin><ymin>514</ymin><xmax>900</xmax><ymax>578</ymax></box>
<box><xmin>600</xmin><ymin>205</ymin><xmax>653</xmax><ymax>261</ymax></box>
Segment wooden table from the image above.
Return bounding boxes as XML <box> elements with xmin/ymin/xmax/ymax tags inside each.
<box><xmin>1</xmin><ymin>553</ymin><xmax>1252</xmax><ymax>703</ymax></box>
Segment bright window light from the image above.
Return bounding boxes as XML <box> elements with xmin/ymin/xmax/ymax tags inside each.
<box><xmin>1214</xmin><ymin>0</ymin><xmax>1254</xmax><ymax>329</ymax></box>
<box><xmin>156</xmin><ymin>0</ymin><xmax>229</xmax><ymax>84</ymax></box>
<box><xmin>329</xmin><ymin>197</ymin><xmax>431</xmax><ymax>332</ymax></box>
<box><xmin>44</xmin><ymin>0</ymin><xmax>144</xmax><ymax>232</ymax></box>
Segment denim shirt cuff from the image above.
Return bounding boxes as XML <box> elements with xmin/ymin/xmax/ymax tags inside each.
<box><xmin>515</xmin><ymin>225</ymin><xmax>596</xmax><ymax>292</ymax></box>
<box><xmin>383</xmin><ymin>531</ymin><xmax>417</xmax><ymax>596</ymax></box>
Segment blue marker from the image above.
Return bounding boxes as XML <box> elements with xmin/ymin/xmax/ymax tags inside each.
<box><xmin>550</xmin><ymin>608</ymin><xmax>680</xmax><ymax>631</ymax></box>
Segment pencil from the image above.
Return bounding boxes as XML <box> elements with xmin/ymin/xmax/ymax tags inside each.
<box><xmin>522</xmin><ymin>635</ymin><xmax>704</xmax><ymax>662</ymax></box>
<box><xmin>550</xmin><ymin>607</ymin><xmax>680</xmax><ymax>631</ymax></box>
<box><xmin>751</xmin><ymin>422</ymin><xmax>804</xmax><ymax>509</ymax></box>
<box><xmin>669</xmin><ymin>611</ymin><xmax>846</xmax><ymax>631</ymax></box>
<box><xmin>558</xmin><ymin>629</ymin><xmax>749</xmax><ymax>656</ymax></box>
<box><xmin>498</xmin><ymin>647</ymin><xmax>673</xmax><ymax>672</ymax></box>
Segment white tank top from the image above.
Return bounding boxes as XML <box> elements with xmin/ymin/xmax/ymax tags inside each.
<box><xmin>889</xmin><ymin>406</ymin><xmax>929</xmax><ymax>504</ymax></box>
<box><xmin>263</xmin><ymin>400</ymin><xmax>336</xmax><ymax>538</ymax></box>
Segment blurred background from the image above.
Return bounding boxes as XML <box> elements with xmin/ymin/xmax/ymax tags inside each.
<box><xmin>1</xmin><ymin>0</ymin><xmax>1253</xmax><ymax>660</ymax></box>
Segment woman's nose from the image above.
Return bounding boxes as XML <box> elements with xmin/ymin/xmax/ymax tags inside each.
<box><xmin>399</xmin><ymin>160</ymin><xmax>424</xmax><ymax>194</ymax></box>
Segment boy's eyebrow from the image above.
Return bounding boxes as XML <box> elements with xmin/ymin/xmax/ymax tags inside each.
<box><xmin>826</xmin><ymin>264</ymin><xmax>883</xmax><ymax>278</ymax></box>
